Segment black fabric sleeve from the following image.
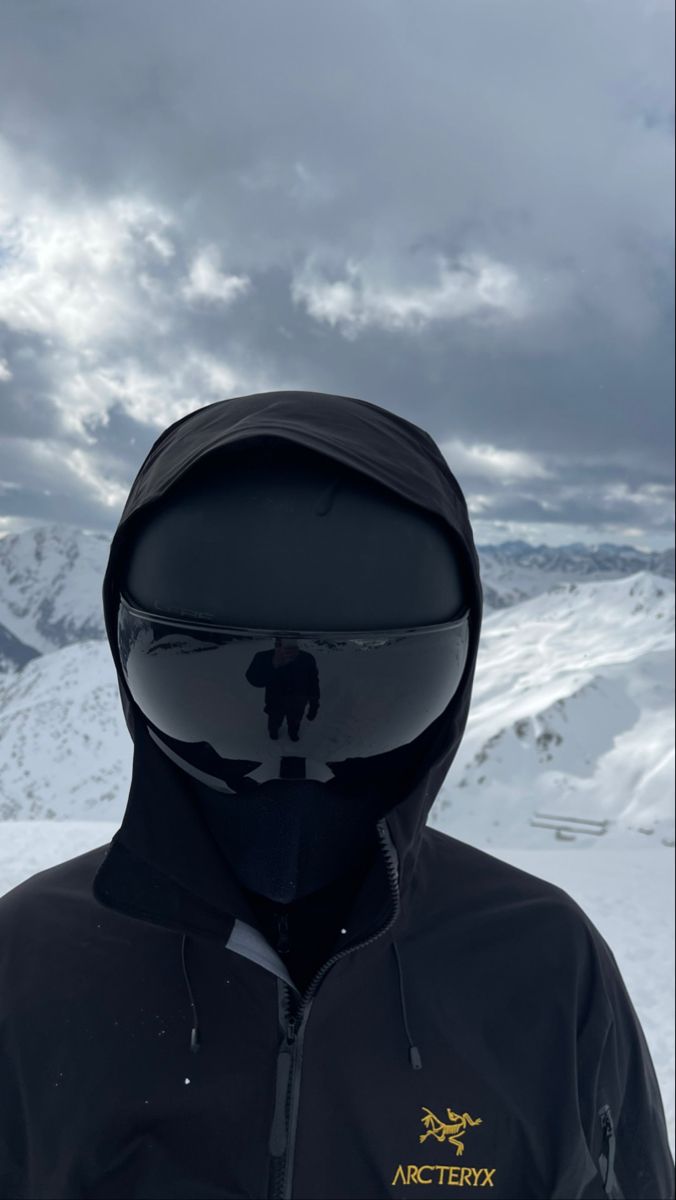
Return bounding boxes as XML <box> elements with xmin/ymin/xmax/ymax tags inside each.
<box><xmin>577</xmin><ymin>920</ymin><xmax>674</xmax><ymax>1200</ymax></box>
<box><xmin>245</xmin><ymin>649</ymin><xmax>274</xmax><ymax>687</ymax></box>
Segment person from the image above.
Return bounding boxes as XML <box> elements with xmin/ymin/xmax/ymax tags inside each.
<box><xmin>246</xmin><ymin>637</ymin><xmax>320</xmax><ymax>743</ymax></box>
<box><xmin>0</xmin><ymin>389</ymin><xmax>673</xmax><ymax>1200</ymax></box>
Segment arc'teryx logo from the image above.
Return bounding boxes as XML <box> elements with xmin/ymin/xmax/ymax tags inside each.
<box><xmin>390</xmin><ymin>1106</ymin><xmax>496</xmax><ymax>1189</ymax></box>
<box><xmin>419</xmin><ymin>1108</ymin><xmax>482</xmax><ymax>1155</ymax></box>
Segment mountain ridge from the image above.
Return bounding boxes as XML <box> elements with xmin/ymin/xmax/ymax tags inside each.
<box><xmin>0</xmin><ymin>523</ymin><xmax>673</xmax><ymax>672</ymax></box>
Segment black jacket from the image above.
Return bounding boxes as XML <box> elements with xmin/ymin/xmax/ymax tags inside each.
<box><xmin>0</xmin><ymin>390</ymin><xmax>673</xmax><ymax>1200</ymax></box>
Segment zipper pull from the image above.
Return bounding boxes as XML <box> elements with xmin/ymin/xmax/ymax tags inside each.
<box><xmin>275</xmin><ymin>911</ymin><xmax>290</xmax><ymax>956</ymax></box>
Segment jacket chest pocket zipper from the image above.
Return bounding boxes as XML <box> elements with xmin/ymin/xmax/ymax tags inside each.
<box><xmin>598</xmin><ymin>1104</ymin><xmax>620</xmax><ymax>1198</ymax></box>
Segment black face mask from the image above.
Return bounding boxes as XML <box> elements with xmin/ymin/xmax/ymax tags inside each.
<box><xmin>118</xmin><ymin>591</ymin><xmax>471</xmax><ymax>902</ymax></box>
<box><xmin>189</xmin><ymin>775</ymin><xmax>385</xmax><ymax>904</ymax></box>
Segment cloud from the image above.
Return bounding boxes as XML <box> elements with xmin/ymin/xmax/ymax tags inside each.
<box><xmin>0</xmin><ymin>0</ymin><xmax>672</xmax><ymax>547</ymax></box>
<box><xmin>439</xmin><ymin>438</ymin><xmax>552</xmax><ymax>483</ymax></box>
<box><xmin>58</xmin><ymin>350</ymin><xmax>272</xmax><ymax>434</ymax></box>
<box><xmin>180</xmin><ymin>245</ymin><xmax>251</xmax><ymax>306</ymax></box>
<box><xmin>291</xmin><ymin>252</ymin><xmax>529</xmax><ymax>336</ymax></box>
<box><xmin>0</xmin><ymin>152</ymin><xmax>177</xmax><ymax>349</ymax></box>
<box><xmin>0</xmin><ymin>137</ymin><xmax>265</xmax><ymax>444</ymax></box>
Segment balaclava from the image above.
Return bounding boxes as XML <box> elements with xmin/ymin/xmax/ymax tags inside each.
<box><xmin>117</xmin><ymin>436</ymin><xmax>469</xmax><ymax>909</ymax></box>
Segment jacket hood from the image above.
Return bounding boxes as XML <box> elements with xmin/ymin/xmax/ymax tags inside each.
<box><xmin>93</xmin><ymin>390</ymin><xmax>483</xmax><ymax>942</ymax></box>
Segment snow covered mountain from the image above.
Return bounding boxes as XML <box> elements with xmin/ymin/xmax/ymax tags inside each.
<box><xmin>1</xmin><ymin>565</ymin><xmax>673</xmax><ymax>848</ymax></box>
<box><xmin>0</xmin><ymin>640</ymin><xmax>128</xmax><ymax>820</ymax></box>
<box><xmin>0</xmin><ymin>525</ymin><xmax>109</xmax><ymax>672</ymax></box>
<box><xmin>478</xmin><ymin>539</ymin><xmax>675</xmax><ymax>610</ymax></box>
<box><xmin>431</xmin><ymin>570</ymin><xmax>675</xmax><ymax>849</ymax></box>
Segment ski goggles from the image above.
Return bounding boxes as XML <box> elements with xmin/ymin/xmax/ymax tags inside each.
<box><xmin>117</xmin><ymin>590</ymin><xmax>471</xmax><ymax>792</ymax></box>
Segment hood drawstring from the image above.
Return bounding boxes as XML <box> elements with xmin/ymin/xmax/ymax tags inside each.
<box><xmin>179</xmin><ymin>933</ymin><xmax>422</xmax><ymax>1070</ymax></box>
<box><xmin>392</xmin><ymin>940</ymin><xmax>423</xmax><ymax>1070</ymax></box>
<box><xmin>181</xmin><ymin>934</ymin><xmax>201</xmax><ymax>1054</ymax></box>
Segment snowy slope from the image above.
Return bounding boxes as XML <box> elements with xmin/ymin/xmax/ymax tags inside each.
<box><xmin>0</xmin><ymin>640</ymin><xmax>129</xmax><ymax>819</ymax></box>
<box><xmin>429</xmin><ymin>571</ymin><xmax>675</xmax><ymax>848</ymax></box>
<box><xmin>0</xmin><ymin>524</ymin><xmax>109</xmax><ymax>666</ymax></box>
<box><xmin>0</xmin><ymin>822</ymin><xmax>672</xmax><ymax>1156</ymax></box>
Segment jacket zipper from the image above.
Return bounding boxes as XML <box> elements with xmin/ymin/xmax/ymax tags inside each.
<box><xmin>598</xmin><ymin>1104</ymin><xmax>618</xmax><ymax>1198</ymax></box>
<box><xmin>267</xmin><ymin>820</ymin><xmax>401</xmax><ymax>1200</ymax></box>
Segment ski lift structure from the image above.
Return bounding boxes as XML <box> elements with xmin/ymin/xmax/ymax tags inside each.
<box><xmin>529</xmin><ymin>812</ymin><xmax>610</xmax><ymax>842</ymax></box>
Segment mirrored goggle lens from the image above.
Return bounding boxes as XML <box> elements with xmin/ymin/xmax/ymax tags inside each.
<box><xmin>117</xmin><ymin>593</ymin><xmax>470</xmax><ymax>786</ymax></box>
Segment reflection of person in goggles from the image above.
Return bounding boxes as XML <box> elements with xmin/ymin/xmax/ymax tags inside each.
<box><xmin>117</xmin><ymin>594</ymin><xmax>470</xmax><ymax>792</ymax></box>
<box><xmin>248</xmin><ymin>636</ymin><xmax>319</xmax><ymax>742</ymax></box>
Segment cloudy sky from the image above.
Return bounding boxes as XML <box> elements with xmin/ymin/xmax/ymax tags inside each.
<box><xmin>0</xmin><ymin>0</ymin><xmax>673</xmax><ymax>550</ymax></box>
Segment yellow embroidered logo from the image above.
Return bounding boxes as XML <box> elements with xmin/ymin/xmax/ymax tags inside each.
<box><xmin>390</xmin><ymin>1106</ymin><xmax>497</xmax><ymax>1189</ymax></box>
<box><xmin>419</xmin><ymin>1108</ymin><xmax>482</xmax><ymax>1155</ymax></box>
